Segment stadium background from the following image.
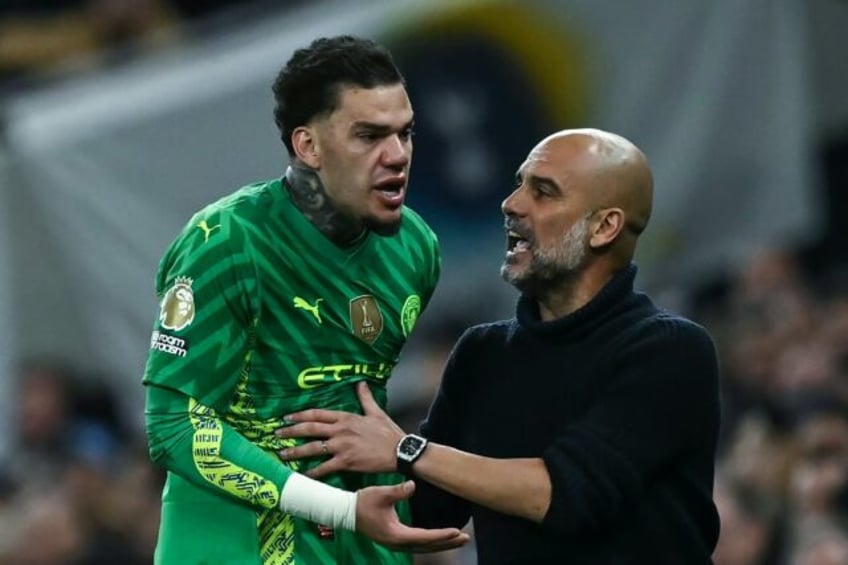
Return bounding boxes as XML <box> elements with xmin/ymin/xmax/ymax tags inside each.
<box><xmin>0</xmin><ymin>0</ymin><xmax>846</xmax><ymax>563</ymax></box>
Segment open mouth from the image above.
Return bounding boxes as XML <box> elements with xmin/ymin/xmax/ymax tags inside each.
<box><xmin>376</xmin><ymin>179</ymin><xmax>405</xmax><ymax>195</ymax></box>
<box><xmin>507</xmin><ymin>230</ymin><xmax>531</xmax><ymax>253</ymax></box>
<box><xmin>374</xmin><ymin>178</ymin><xmax>406</xmax><ymax>208</ymax></box>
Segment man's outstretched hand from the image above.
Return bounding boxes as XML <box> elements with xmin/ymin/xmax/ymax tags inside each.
<box><xmin>356</xmin><ymin>481</ymin><xmax>469</xmax><ymax>553</ymax></box>
<box><xmin>276</xmin><ymin>381</ymin><xmax>404</xmax><ymax>478</ymax></box>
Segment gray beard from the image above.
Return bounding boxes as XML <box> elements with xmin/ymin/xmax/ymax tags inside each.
<box><xmin>501</xmin><ymin>217</ymin><xmax>589</xmax><ymax>294</ymax></box>
<box><xmin>284</xmin><ymin>165</ymin><xmax>364</xmax><ymax>246</ymax></box>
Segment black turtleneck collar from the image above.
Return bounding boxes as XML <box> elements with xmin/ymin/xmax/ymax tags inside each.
<box><xmin>515</xmin><ymin>264</ymin><xmax>638</xmax><ymax>338</ymax></box>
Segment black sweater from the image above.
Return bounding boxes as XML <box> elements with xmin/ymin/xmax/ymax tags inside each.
<box><xmin>411</xmin><ymin>265</ymin><xmax>721</xmax><ymax>564</ymax></box>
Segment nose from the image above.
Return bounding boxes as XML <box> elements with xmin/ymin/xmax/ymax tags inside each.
<box><xmin>382</xmin><ymin>134</ymin><xmax>410</xmax><ymax>169</ymax></box>
<box><xmin>501</xmin><ymin>185</ymin><xmax>525</xmax><ymax>218</ymax></box>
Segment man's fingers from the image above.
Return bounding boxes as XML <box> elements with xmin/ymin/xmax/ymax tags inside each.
<box><xmin>408</xmin><ymin>533</ymin><xmax>471</xmax><ymax>553</ymax></box>
<box><xmin>305</xmin><ymin>460</ymin><xmax>341</xmax><ymax>479</ymax></box>
<box><xmin>371</xmin><ymin>481</ymin><xmax>416</xmax><ymax>504</ymax></box>
<box><xmin>394</xmin><ymin>527</ymin><xmax>470</xmax><ymax>553</ymax></box>
<box><xmin>356</xmin><ymin>381</ymin><xmax>384</xmax><ymax>416</ymax></box>
<box><xmin>390</xmin><ymin>480</ymin><xmax>415</xmax><ymax>502</ymax></box>
<box><xmin>275</xmin><ymin>421</ymin><xmax>333</xmax><ymax>439</ymax></box>
<box><xmin>278</xmin><ymin>440</ymin><xmax>327</xmax><ymax>461</ymax></box>
<box><xmin>281</xmin><ymin>408</ymin><xmax>340</xmax><ymax>425</ymax></box>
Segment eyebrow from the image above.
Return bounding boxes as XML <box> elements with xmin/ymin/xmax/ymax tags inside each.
<box><xmin>351</xmin><ymin>119</ymin><xmax>415</xmax><ymax>134</ymax></box>
<box><xmin>517</xmin><ymin>169</ymin><xmax>561</xmax><ymax>194</ymax></box>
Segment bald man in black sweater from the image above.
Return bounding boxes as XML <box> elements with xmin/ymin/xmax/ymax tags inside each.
<box><xmin>277</xmin><ymin>129</ymin><xmax>721</xmax><ymax>564</ymax></box>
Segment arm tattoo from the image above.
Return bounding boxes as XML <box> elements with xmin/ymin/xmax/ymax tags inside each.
<box><xmin>284</xmin><ymin>164</ymin><xmax>364</xmax><ymax>247</ymax></box>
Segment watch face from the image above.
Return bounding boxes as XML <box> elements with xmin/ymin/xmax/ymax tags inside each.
<box><xmin>400</xmin><ymin>437</ymin><xmax>423</xmax><ymax>457</ymax></box>
<box><xmin>397</xmin><ymin>435</ymin><xmax>427</xmax><ymax>462</ymax></box>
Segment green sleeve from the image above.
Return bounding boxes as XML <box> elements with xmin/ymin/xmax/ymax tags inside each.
<box><xmin>145</xmin><ymin>383</ymin><xmax>293</xmax><ymax>510</ymax></box>
<box><xmin>143</xmin><ymin>208</ymin><xmax>258</xmax><ymax>411</ymax></box>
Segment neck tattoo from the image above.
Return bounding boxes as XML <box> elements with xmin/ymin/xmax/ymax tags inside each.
<box><xmin>284</xmin><ymin>164</ymin><xmax>365</xmax><ymax>247</ymax></box>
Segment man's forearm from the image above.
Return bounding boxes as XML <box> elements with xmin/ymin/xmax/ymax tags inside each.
<box><xmin>412</xmin><ymin>443</ymin><xmax>552</xmax><ymax>522</ymax></box>
<box><xmin>274</xmin><ymin>382</ymin><xmax>553</xmax><ymax>522</ymax></box>
<box><xmin>145</xmin><ymin>383</ymin><xmax>293</xmax><ymax>510</ymax></box>
<box><xmin>146</xmin><ymin>383</ymin><xmax>363</xmax><ymax>531</ymax></box>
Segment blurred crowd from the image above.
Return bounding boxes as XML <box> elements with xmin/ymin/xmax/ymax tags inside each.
<box><xmin>1</xmin><ymin>246</ymin><xmax>845</xmax><ymax>565</ymax></box>
<box><xmin>0</xmin><ymin>0</ymin><xmax>307</xmax><ymax>94</ymax></box>
<box><xmin>700</xmin><ymin>249</ymin><xmax>848</xmax><ymax>565</ymax></box>
<box><xmin>0</xmin><ymin>361</ymin><xmax>162</xmax><ymax>564</ymax></box>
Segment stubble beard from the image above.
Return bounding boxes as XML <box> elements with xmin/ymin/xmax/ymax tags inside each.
<box><xmin>500</xmin><ymin>217</ymin><xmax>590</xmax><ymax>294</ymax></box>
<box><xmin>364</xmin><ymin>214</ymin><xmax>402</xmax><ymax>237</ymax></box>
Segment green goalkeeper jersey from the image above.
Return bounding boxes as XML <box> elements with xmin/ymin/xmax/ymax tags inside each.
<box><xmin>143</xmin><ymin>178</ymin><xmax>440</xmax><ymax>564</ymax></box>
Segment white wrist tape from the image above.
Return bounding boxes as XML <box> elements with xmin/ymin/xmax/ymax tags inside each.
<box><xmin>278</xmin><ymin>473</ymin><xmax>357</xmax><ymax>531</ymax></box>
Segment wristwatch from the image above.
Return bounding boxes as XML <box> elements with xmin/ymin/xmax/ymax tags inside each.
<box><xmin>396</xmin><ymin>434</ymin><xmax>429</xmax><ymax>477</ymax></box>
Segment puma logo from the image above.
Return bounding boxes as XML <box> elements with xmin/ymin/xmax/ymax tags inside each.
<box><xmin>197</xmin><ymin>220</ymin><xmax>221</xmax><ymax>243</ymax></box>
<box><xmin>293</xmin><ymin>297</ymin><xmax>324</xmax><ymax>324</ymax></box>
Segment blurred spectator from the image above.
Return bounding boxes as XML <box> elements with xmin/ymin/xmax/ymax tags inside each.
<box><xmin>0</xmin><ymin>0</ymin><xmax>320</xmax><ymax>90</ymax></box>
<box><xmin>0</xmin><ymin>0</ymin><xmax>181</xmax><ymax>87</ymax></box>
<box><xmin>784</xmin><ymin>403</ymin><xmax>848</xmax><ymax>562</ymax></box>
<box><xmin>713</xmin><ymin>476</ymin><xmax>781</xmax><ymax>565</ymax></box>
<box><xmin>2</xmin><ymin>493</ymin><xmax>88</xmax><ymax>564</ymax></box>
<box><xmin>695</xmin><ymin>245</ymin><xmax>848</xmax><ymax>565</ymax></box>
<box><xmin>789</xmin><ymin>518</ymin><xmax>848</xmax><ymax>565</ymax></box>
<box><xmin>0</xmin><ymin>469</ymin><xmax>17</xmax><ymax>558</ymax></box>
<box><xmin>167</xmin><ymin>0</ymin><xmax>305</xmax><ymax>20</ymax></box>
<box><xmin>722</xmin><ymin>413</ymin><xmax>794</xmax><ymax>509</ymax></box>
<box><xmin>7</xmin><ymin>360</ymin><xmax>79</xmax><ymax>497</ymax></box>
<box><xmin>0</xmin><ymin>360</ymin><xmax>163</xmax><ymax>564</ymax></box>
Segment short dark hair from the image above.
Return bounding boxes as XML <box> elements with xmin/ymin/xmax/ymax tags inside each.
<box><xmin>272</xmin><ymin>35</ymin><xmax>405</xmax><ymax>156</ymax></box>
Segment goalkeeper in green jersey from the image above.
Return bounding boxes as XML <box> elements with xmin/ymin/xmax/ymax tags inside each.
<box><xmin>142</xmin><ymin>35</ymin><xmax>468</xmax><ymax>564</ymax></box>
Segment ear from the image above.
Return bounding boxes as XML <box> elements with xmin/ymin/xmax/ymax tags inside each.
<box><xmin>291</xmin><ymin>126</ymin><xmax>321</xmax><ymax>168</ymax></box>
<box><xmin>589</xmin><ymin>208</ymin><xmax>625</xmax><ymax>249</ymax></box>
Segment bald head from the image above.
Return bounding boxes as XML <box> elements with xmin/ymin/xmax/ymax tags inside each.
<box><xmin>531</xmin><ymin>128</ymin><xmax>654</xmax><ymax>238</ymax></box>
<box><xmin>501</xmin><ymin>128</ymin><xmax>654</xmax><ymax>314</ymax></box>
